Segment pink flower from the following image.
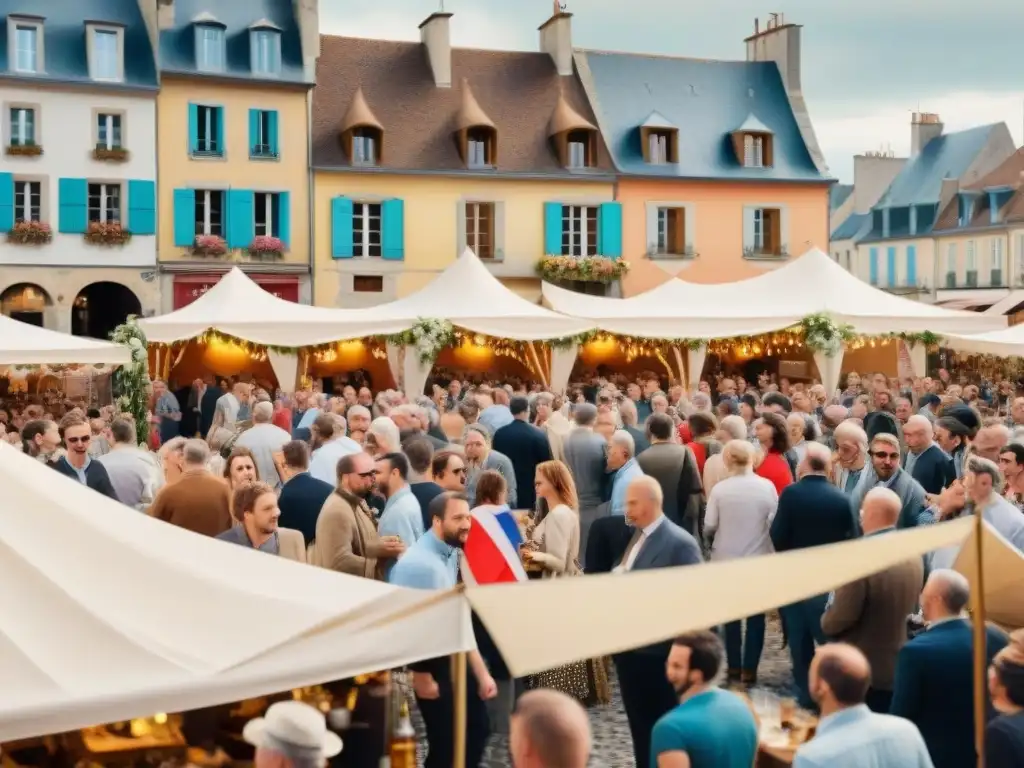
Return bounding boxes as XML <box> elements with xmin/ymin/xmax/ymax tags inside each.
<box><xmin>249</xmin><ymin>235</ymin><xmax>286</xmax><ymax>254</ymax></box>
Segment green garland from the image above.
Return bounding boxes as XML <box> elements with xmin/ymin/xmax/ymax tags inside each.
<box><xmin>110</xmin><ymin>318</ymin><xmax>151</xmax><ymax>446</ymax></box>
<box><xmin>386</xmin><ymin>318</ymin><xmax>455</xmax><ymax>364</ymax></box>
<box><xmin>888</xmin><ymin>331</ymin><xmax>943</xmax><ymax>347</ymax></box>
<box><xmin>800</xmin><ymin>312</ymin><xmax>856</xmax><ymax>357</ymax></box>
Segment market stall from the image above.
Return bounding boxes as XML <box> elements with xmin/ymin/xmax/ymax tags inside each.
<box><xmin>0</xmin><ymin>314</ymin><xmax>129</xmax><ymax>366</ymax></box>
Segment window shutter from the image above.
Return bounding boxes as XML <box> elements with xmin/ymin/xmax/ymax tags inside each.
<box><xmin>0</xmin><ymin>172</ymin><xmax>13</xmax><ymax>232</ymax></box>
<box><xmin>886</xmin><ymin>246</ymin><xmax>896</xmax><ymax>287</ymax></box>
<box><xmin>277</xmin><ymin>191</ymin><xmax>290</xmax><ymax>247</ymax></box>
<box><xmin>215</xmin><ymin>107</ymin><xmax>225</xmax><ymax>155</ymax></box>
<box><xmin>597</xmin><ymin>202</ymin><xmax>623</xmax><ymax>258</ymax></box>
<box><xmin>331</xmin><ymin>196</ymin><xmax>354</xmax><ymax>258</ymax></box>
<box><xmin>226</xmin><ymin>189</ymin><xmax>254</xmax><ymax>248</ymax></box>
<box><xmin>769</xmin><ymin>209</ymin><xmax>782</xmax><ymax>254</ymax></box>
<box><xmin>127</xmin><ymin>180</ymin><xmax>156</xmax><ymax>235</ymax></box>
<box><xmin>645</xmin><ymin>203</ymin><xmax>658</xmax><ymax>255</ymax></box>
<box><xmin>187</xmin><ymin>103</ymin><xmax>198</xmax><ymax>154</ymax></box>
<box><xmin>172</xmin><ymin>188</ymin><xmax>195</xmax><ymax>246</ymax></box>
<box><xmin>869</xmin><ymin>247</ymin><xmax>879</xmax><ymax>285</ymax></box>
<box><xmin>543</xmin><ymin>202</ymin><xmax>562</xmax><ymax>255</ymax></box>
<box><xmin>58</xmin><ymin>178</ymin><xmax>88</xmax><ymax>234</ymax></box>
<box><xmin>269</xmin><ymin>110</ymin><xmax>279</xmax><ymax>156</ymax></box>
<box><xmin>248</xmin><ymin>109</ymin><xmax>259</xmax><ymax>155</ymax></box>
<box><xmin>906</xmin><ymin>245</ymin><xmax>917</xmax><ymax>285</ymax></box>
<box><xmin>742</xmin><ymin>208</ymin><xmax>755</xmax><ymax>250</ymax></box>
<box><xmin>381</xmin><ymin>198</ymin><xmax>405</xmax><ymax>260</ymax></box>
<box><xmin>456</xmin><ymin>202</ymin><xmax>468</xmax><ymax>256</ymax></box>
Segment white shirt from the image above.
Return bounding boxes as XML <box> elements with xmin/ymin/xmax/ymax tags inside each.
<box><xmin>704</xmin><ymin>470</ymin><xmax>778</xmax><ymax>561</ymax></box>
<box><xmin>215</xmin><ymin>392</ymin><xmax>241</xmax><ymax>427</ymax></box>
<box><xmin>309</xmin><ymin>436</ymin><xmax>363</xmax><ymax>485</ymax></box>
<box><xmin>622</xmin><ymin>514</ymin><xmax>667</xmax><ymax>571</ymax></box>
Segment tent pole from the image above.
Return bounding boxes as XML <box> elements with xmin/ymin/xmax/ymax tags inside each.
<box><xmin>453</xmin><ymin>651</ymin><xmax>468</xmax><ymax>768</ymax></box>
<box><xmin>971</xmin><ymin>512</ymin><xmax>987</xmax><ymax>768</ymax></box>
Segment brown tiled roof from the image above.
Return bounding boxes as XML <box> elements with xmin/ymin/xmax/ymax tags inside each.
<box><xmin>339</xmin><ymin>86</ymin><xmax>383</xmax><ymax>133</ymax></box>
<box><xmin>312</xmin><ymin>36</ymin><xmax>613</xmax><ymax>174</ymax></box>
<box><xmin>454</xmin><ymin>78</ymin><xmax>496</xmax><ymax>131</ymax></box>
<box><xmin>935</xmin><ymin>148</ymin><xmax>1024</xmax><ymax>230</ymax></box>
<box><xmin>548</xmin><ymin>88</ymin><xmax>596</xmax><ymax>137</ymax></box>
<box><xmin>965</xmin><ymin>147</ymin><xmax>1024</xmax><ymax>190</ymax></box>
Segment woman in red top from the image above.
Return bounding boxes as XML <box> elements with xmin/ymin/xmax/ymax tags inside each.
<box><xmin>754</xmin><ymin>411</ymin><xmax>794</xmax><ymax>495</ymax></box>
<box><xmin>685</xmin><ymin>411</ymin><xmax>721</xmax><ymax>477</ymax></box>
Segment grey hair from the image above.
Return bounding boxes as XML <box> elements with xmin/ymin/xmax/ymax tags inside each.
<box><xmin>690</xmin><ymin>392</ymin><xmax>711</xmax><ymax>411</ymax></box>
<box><xmin>463</xmin><ymin>423</ymin><xmax>492</xmax><ymax>445</ymax></box>
<box><xmin>252</xmin><ymin>401</ymin><xmax>273</xmax><ymax>423</ymax></box>
<box><xmin>966</xmin><ymin>454</ymin><xmax>1003</xmax><ymax>490</ymax></box>
<box><xmin>347</xmin><ymin>404</ymin><xmax>371</xmax><ymax>421</ymax></box>
<box><xmin>159</xmin><ymin>436</ymin><xmax>187</xmax><ymax>458</ymax></box>
<box><xmin>834</xmin><ymin>420</ymin><xmax>868</xmax><ymax>451</ymax></box>
<box><xmin>629</xmin><ymin>474</ymin><xmax>663</xmax><ymax>506</ymax></box>
<box><xmin>182</xmin><ymin>438</ymin><xmax>210</xmax><ymax>466</ymax></box>
<box><xmin>369</xmin><ymin>416</ymin><xmax>400</xmax><ymax>452</ymax></box>
<box><xmin>574</xmin><ymin>402</ymin><xmax>598</xmax><ymax>427</ymax></box>
<box><xmin>618</xmin><ymin>399</ymin><xmax>638</xmax><ymax>426</ymax></box>
<box><xmin>610</xmin><ymin>429</ymin><xmax>635</xmax><ymax>458</ymax></box>
<box><xmin>718</xmin><ymin>415</ymin><xmax>747</xmax><ymax>441</ymax></box>
<box><xmin>928</xmin><ymin>569</ymin><xmax>971</xmax><ymax>614</ymax></box>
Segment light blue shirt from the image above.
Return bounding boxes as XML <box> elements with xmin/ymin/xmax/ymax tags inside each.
<box><xmin>72</xmin><ymin>454</ymin><xmax>92</xmax><ymax>484</ymax></box>
<box><xmin>378</xmin><ymin>484</ymin><xmax>425</xmax><ymax>553</ymax></box>
<box><xmin>388</xmin><ymin>530</ymin><xmax>459</xmax><ymax>590</ymax></box>
<box><xmin>296</xmin><ymin>407</ymin><xmax>321</xmax><ymax>431</ymax></box>
<box><xmin>478</xmin><ymin>405</ymin><xmax>513</xmax><ymax>436</ymax></box>
<box><xmin>308</xmin><ymin>436</ymin><xmax>362</xmax><ymax>485</ymax></box>
<box><xmin>793</xmin><ymin>704</ymin><xmax>933</xmax><ymax>768</ymax></box>
<box><xmin>610</xmin><ymin>457</ymin><xmax>643</xmax><ymax>516</ymax></box>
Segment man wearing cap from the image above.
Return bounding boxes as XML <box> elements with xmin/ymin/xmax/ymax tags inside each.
<box><xmin>245</xmin><ymin>700</ymin><xmax>343</xmax><ymax>768</ymax></box>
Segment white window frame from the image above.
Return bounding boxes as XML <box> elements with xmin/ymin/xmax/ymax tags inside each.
<box><xmin>352</xmin><ymin>201</ymin><xmax>382</xmax><ymax>258</ymax></box>
<box><xmin>11</xmin><ymin>20</ymin><xmax>42</xmax><ymax>74</ymax></box>
<box><xmin>97</xmin><ymin>113</ymin><xmax>122</xmax><ymax>149</ymax></box>
<box><xmin>966</xmin><ymin>239</ymin><xmax>977</xmax><ymax>270</ymax></box>
<box><xmin>254</xmin><ymin>191</ymin><xmax>278</xmax><ymax>237</ymax></box>
<box><xmin>88</xmin><ymin>182</ymin><xmax>121</xmax><ymax>223</ymax></box>
<box><xmin>561</xmin><ymin>205</ymin><xmax>598</xmax><ymax>257</ymax></box>
<box><xmin>648</xmin><ymin>132</ymin><xmax>668</xmax><ymax>164</ymax></box>
<box><xmin>352</xmin><ymin>130</ymin><xmax>376</xmax><ymax>165</ymax></box>
<box><xmin>88</xmin><ymin>25</ymin><xmax>122</xmax><ymax>82</ymax></box>
<box><xmin>992</xmin><ymin>238</ymin><xmax>1005</xmax><ymax>271</ymax></box>
<box><xmin>193</xmin><ymin>189</ymin><xmax>224</xmax><ymax>236</ymax></box>
<box><xmin>467</xmin><ymin>137</ymin><xmax>488</xmax><ymax>168</ymax></box>
<box><xmin>946</xmin><ymin>243</ymin><xmax>957</xmax><ymax>276</ymax></box>
<box><xmin>752</xmin><ymin>208</ymin><xmax>765</xmax><ymax>250</ymax></box>
<box><xmin>465</xmin><ymin>202</ymin><xmax>495</xmax><ymax>259</ymax></box>
<box><xmin>196</xmin><ymin>105</ymin><xmax>220</xmax><ymax>153</ymax></box>
<box><xmin>196</xmin><ymin>25</ymin><xmax>226</xmax><ymax>72</ymax></box>
<box><xmin>567</xmin><ymin>140</ymin><xmax>587</xmax><ymax>169</ymax></box>
<box><xmin>251</xmin><ymin>29</ymin><xmax>282</xmax><ymax>75</ymax></box>
<box><xmin>13</xmin><ymin>179</ymin><xmax>41</xmax><ymax>222</ymax></box>
<box><xmin>744</xmin><ymin>135</ymin><xmax>764</xmax><ymax>168</ymax></box>
<box><xmin>10</xmin><ymin>106</ymin><xmax>35</xmax><ymax>145</ymax></box>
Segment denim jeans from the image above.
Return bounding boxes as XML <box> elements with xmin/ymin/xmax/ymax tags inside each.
<box><xmin>781</xmin><ymin>594</ymin><xmax>829</xmax><ymax>708</ymax></box>
<box><xmin>723</xmin><ymin>613</ymin><xmax>766</xmax><ymax>673</ymax></box>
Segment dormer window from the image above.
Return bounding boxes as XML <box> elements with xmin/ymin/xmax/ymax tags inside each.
<box><xmin>454</xmin><ymin>80</ymin><xmax>498</xmax><ymax>170</ymax></box>
<box><xmin>566</xmin><ymin>131</ymin><xmax>594</xmax><ymax>169</ymax></box>
<box><xmin>466</xmin><ymin>127</ymin><xmax>495</xmax><ymax>168</ymax></box>
<box><xmin>352</xmin><ymin>128</ymin><xmax>379</xmax><ymax>165</ymax></box>
<box><xmin>88</xmin><ymin>25</ymin><xmax>123</xmax><ymax>82</ymax></box>
<box><xmin>9</xmin><ymin>16</ymin><xmax>43</xmax><ymax>74</ymax></box>
<box><xmin>744</xmin><ymin>135</ymin><xmax>763</xmax><ymax>167</ymax></box>
<box><xmin>339</xmin><ymin>87</ymin><xmax>384</xmax><ymax>167</ymax></box>
<box><xmin>548</xmin><ymin>92</ymin><xmax>598</xmax><ymax>170</ymax></box>
<box><xmin>731</xmin><ymin>114</ymin><xmax>774</xmax><ymax>169</ymax></box>
<box><xmin>195</xmin><ymin>22</ymin><xmax>226</xmax><ymax>72</ymax></box>
<box><xmin>639</xmin><ymin>111</ymin><xmax>679</xmax><ymax>165</ymax></box>
<box><xmin>250</xmin><ymin>27</ymin><xmax>282</xmax><ymax>76</ymax></box>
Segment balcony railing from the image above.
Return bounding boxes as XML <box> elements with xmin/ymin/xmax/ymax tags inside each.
<box><xmin>192</xmin><ymin>140</ymin><xmax>222</xmax><ymax>158</ymax></box>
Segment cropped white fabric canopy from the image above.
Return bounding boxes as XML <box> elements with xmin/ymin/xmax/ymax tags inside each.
<box><xmin>138</xmin><ymin>268</ymin><xmax>382</xmax><ymax>347</ymax></box>
<box><xmin>0</xmin><ymin>444</ymin><xmax>472</xmax><ymax>742</ymax></box>
<box><xmin>543</xmin><ymin>248</ymin><xmax>1005</xmax><ymax>338</ymax></box>
<box><xmin>0</xmin><ymin>315</ymin><xmax>129</xmax><ymax>365</ymax></box>
<box><xmin>943</xmin><ymin>324</ymin><xmax>1024</xmax><ymax>357</ymax></box>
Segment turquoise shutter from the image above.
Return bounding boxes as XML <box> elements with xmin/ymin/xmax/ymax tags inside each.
<box><xmin>543</xmin><ymin>202</ymin><xmax>562</xmax><ymax>255</ymax></box>
<box><xmin>886</xmin><ymin>246</ymin><xmax>896</xmax><ymax>287</ymax></box>
<box><xmin>215</xmin><ymin>106</ymin><xmax>225</xmax><ymax>155</ymax></box>
<box><xmin>381</xmin><ymin>198</ymin><xmax>405</xmax><ymax>260</ymax></box>
<box><xmin>226</xmin><ymin>189</ymin><xmax>254</xmax><ymax>248</ymax></box>
<box><xmin>869</xmin><ymin>247</ymin><xmax>879</xmax><ymax>285</ymax></box>
<box><xmin>331</xmin><ymin>196</ymin><xmax>354</xmax><ymax>258</ymax></box>
<box><xmin>906</xmin><ymin>245</ymin><xmax>917</xmax><ymax>286</ymax></box>
<box><xmin>0</xmin><ymin>172</ymin><xmax>13</xmax><ymax>231</ymax></box>
<box><xmin>58</xmin><ymin>178</ymin><xmax>88</xmax><ymax>233</ymax></box>
<box><xmin>127</xmin><ymin>180</ymin><xmax>156</xmax><ymax>235</ymax></box>
<box><xmin>597</xmin><ymin>201</ymin><xmax>623</xmax><ymax>258</ymax></box>
<box><xmin>277</xmin><ymin>191</ymin><xmax>290</xmax><ymax>247</ymax></box>
<box><xmin>172</xmin><ymin>188</ymin><xmax>195</xmax><ymax>246</ymax></box>
<box><xmin>268</xmin><ymin>110</ymin><xmax>279</xmax><ymax>156</ymax></box>
<box><xmin>248</xmin><ymin>109</ymin><xmax>259</xmax><ymax>156</ymax></box>
<box><xmin>187</xmin><ymin>103</ymin><xmax>198</xmax><ymax>154</ymax></box>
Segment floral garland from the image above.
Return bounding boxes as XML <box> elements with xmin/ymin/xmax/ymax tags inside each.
<box><xmin>799</xmin><ymin>313</ymin><xmax>856</xmax><ymax>357</ymax></box>
<box><xmin>536</xmin><ymin>255</ymin><xmax>630</xmax><ymax>284</ymax></box>
<box><xmin>387</xmin><ymin>318</ymin><xmax>455</xmax><ymax>363</ymax></box>
<box><xmin>110</xmin><ymin>318</ymin><xmax>151</xmax><ymax>445</ymax></box>
<box><xmin>888</xmin><ymin>331</ymin><xmax>943</xmax><ymax>347</ymax></box>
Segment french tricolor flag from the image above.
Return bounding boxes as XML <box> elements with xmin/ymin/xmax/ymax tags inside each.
<box><xmin>462</xmin><ymin>506</ymin><xmax>529</xmax><ymax>585</ymax></box>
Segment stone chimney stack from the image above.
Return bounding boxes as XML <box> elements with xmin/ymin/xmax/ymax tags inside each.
<box><xmin>420</xmin><ymin>12</ymin><xmax>453</xmax><ymax>88</ymax></box>
<box><xmin>911</xmin><ymin>112</ymin><xmax>944</xmax><ymax>156</ymax></box>
<box><xmin>293</xmin><ymin>0</ymin><xmax>320</xmax><ymax>80</ymax></box>
<box><xmin>539</xmin><ymin>2</ymin><xmax>573</xmax><ymax>77</ymax></box>
<box><xmin>156</xmin><ymin>0</ymin><xmax>175</xmax><ymax>29</ymax></box>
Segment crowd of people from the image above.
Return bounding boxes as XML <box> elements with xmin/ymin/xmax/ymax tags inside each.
<box><xmin>4</xmin><ymin>363</ymin><xmax>1024</xmax><ymax>768</ymax></box>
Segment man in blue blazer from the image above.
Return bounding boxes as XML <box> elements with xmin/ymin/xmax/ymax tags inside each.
<box><xmin>890</xmin><ymin>569</ymin><xmax>1008</xmax><ymax>768</ymax></box>
<box><xmin>902</xmin><ymin>415</ymin><xmax>956</xmax><ymax>496</ymax></box>
<box><xmin>612</xmin><ymin>475</ymin><xmax>703</xmax><ymax>768</ymax></box>
<box><xmin>276</xmin><ymin>440</ymin><xmax>333</xmax><ymax>548</ymax></box>
<box><xmin>492</xmin><ymin>396</ymin><xmax>552</xmax><ymax>512</ymax></box>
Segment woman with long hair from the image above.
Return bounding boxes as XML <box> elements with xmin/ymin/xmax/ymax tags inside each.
<box><xmin>223</xmin><ymin>446</ymin><xmax>260</xmax><ymax>490</ymax></box>
<box><xmin>754</xmin><ymin>412</ymin><xmax>794</xmax><ymax>495</ymax></box>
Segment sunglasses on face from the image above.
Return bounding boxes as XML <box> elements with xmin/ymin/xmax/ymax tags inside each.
<box><xmin>66</xmin><ymin>435</ymin><xmax>91</xmax><ymax>444</ymax></box>
<box><xmin>871</xmin><ymin>450</ymin><xmax>900</xmax><ymax>461</ymax></box>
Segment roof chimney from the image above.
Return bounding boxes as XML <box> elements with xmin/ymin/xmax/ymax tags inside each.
<box><xmin>419</xmin><ymin>12</ymin><xmax>453</xmax><ymax>88</ymax></box>
<box><xmin>911</xmin><ymin>112</ymin><xmax>943</xmax><ymax>156</ymax></box>
<box><xmin>156</xmin><ymin>0</ymin><xmax>175</xmax><ymax>29</ymax></box>
<box><xmin>539</xmin><ymin>3</ymin><xmax>573</xmax><ymax>77</ymax></box>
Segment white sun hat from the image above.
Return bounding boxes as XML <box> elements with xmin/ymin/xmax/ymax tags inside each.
<box><xmin>242</xmin><ymin>700</ymin><xmax>343</xmax><ymax>759</ymax></box>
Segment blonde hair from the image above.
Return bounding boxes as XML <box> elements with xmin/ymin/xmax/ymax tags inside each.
<box><xmin>722</xmin><ymin>439</ymin><xmax>755</xmax><ymax>476</ymax></box>
<box><xmin>535</xmin><ymin>460</ymin><xmax>579</xmax><ymax>512</ymax></box>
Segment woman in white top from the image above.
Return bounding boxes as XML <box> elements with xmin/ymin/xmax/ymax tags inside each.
<box><xmin>526</xmin><ymin>460</ymin><xmax>581</xmax><ymax>577</ymax></box>
<box><xmin>704</xmin><ymin>439</ymin><xmax>778</xmax><ymax>685</ymax></box>
<box><xmin>703</xmin><ymin>415</ymin><xmax>748</xmax><ymax>497</ymax></box>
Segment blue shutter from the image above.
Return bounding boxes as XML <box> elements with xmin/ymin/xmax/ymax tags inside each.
<box><xmin>226</xmin><ymin>189</ymin><xmax>254</xmax><ymax>248</ymax></box>
<box><xmin>0</xmin><ymin>172</ymin><xmax>13</xmax><ymax>231</ymax></box>
<box><xmin>331</xmin><ymin>196</ymin><xmax>354</xmax><ymax>258</ymax></box>
<box><xmin>172</xmin><ymin>188</ymin><xmax>195</xmax><ymax>246</ymax></box>
<box><xmin>886</xmin><ymin>246</ymin><xmax>896</xmax><ymax>287</ymax></box>
<box><xmin>869</xmin><ymin>247</ymin><xmax>879</xmax><ymax>285</ymax></box>
<box><xmin>127</xmin><ymin>180</ymin><xmax>156</xmax><ymax>235</ymax></box>
<box><xmin>543</xmin><ymin>201</ymin><xmax>562</xmax><ymax>255</ymax></box>
<box><xmin>597</xmin><ymin>202</ymin><xmax>623</xmax><ymax>258</ymax></box>
<box><xmin>215</xmin><ymin>106</ymin><xmax>225</xmax><ymax>156</ymax></box>
<box><xmin>248</xmin><ymin>109</ymin><xmax>259</xmax><ymax>156</ymax></box>
<box><xmin>906</xmin><ymin>245</ymin><xmax>917</xmax><ymax>286</ymax></box>
<box><xmin>381</xmin><ymin>198</ymin><xmax>405</xmax><ymax>260</ymax></box>
<box><xmin>187</xmin><ymin>103</ymin><xmax>198</xmax><ymax>154</ymax></box>
<box><xmin>268</xmin><ymin>110</ymin><xmax>279</xmax><ymax>156</ymax></box>
<box><xmin>58</xmin><ymin>178</ymin><xmax>88</xmax><ymax>234</ymax></box>
<box><xmin>277</xmin><ymin>191</ymin><xmax>290</xmax><ymax>247</ymax></box>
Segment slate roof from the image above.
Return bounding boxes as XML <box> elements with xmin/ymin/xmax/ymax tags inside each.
<box><xmin>312</xmin><ymin>36</ymin><xmax>614</xmax><ymax>177</ymax></box>
<box><xmin>0</xmin><ymin>0</ymin><xmax>157</xmax><ymax>89</ymax></box>
<box><xmin>159</xmin><ymin>0</ymin><xmax>307</xmax><ymax>84</ymax></box>
<box><xmin>830</xmin><ymin>184</ymin><xmax>853</xmax><ymax>211</ymax></box>
<box><xmin>574</xmin><ymin>49</ymin><xmax>825</xmax><ymax>181</ymax></box>
<box><xmin>831</xmin><ymin>211</ymin><xmax>869</xmax><ymax>241</ymax></box>
<box><xmin>933</xmin><ymin>148</ymin><xmax>1024</xmax><ymax>231</ymax></box>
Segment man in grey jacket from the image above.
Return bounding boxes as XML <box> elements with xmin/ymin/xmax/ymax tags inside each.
<box><xmin>562</xmin><ymin>403</ymin><xmax>608</xmax><ymax>563</ymax></box>
<box><xmin>636</xmin><ymin>413</ymin><xmax>703</xmax><ymax>535</ymax></box>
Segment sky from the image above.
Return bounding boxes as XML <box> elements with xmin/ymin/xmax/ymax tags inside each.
<box><xmin>319</xmin><ymin>0</ymin><xmax>1024</xmax><ymax>183</ymax></box>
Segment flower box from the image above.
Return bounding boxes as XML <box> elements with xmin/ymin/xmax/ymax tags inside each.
<box><xmin>248</xmin><ymin>235</ymin><xmax>285</xmax><ymax>260</ymax></box>
<box><xmin>93</xmin><ymin>145</ymin><xmax>130</xmax><ymax>162</ymax></box>
<box><xmin>7</xmin><ymin>220</ymin><xmax>52</xmax><ymax>245</ymax></box>
<box><xmin>536</xmin><ymin>255</ymin><xmax>630</xmax><ymax>284</ymax></box>
<box><xmin>192</xmin><ymin>234</ymin><xmax>228</xmax><ymax>257</ymax></box>
<box><xmin>84</xmin><ymin>221</ymin><xmax>132</xmax><ymax>246</ymax></box>
<box><xmin>5</xmin><ymin>142</ymin><xmax>43</xmax><ymax>157</ymax></box>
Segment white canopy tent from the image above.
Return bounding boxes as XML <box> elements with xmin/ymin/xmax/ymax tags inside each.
<box><xmin>356</xmin><ymin>250</ymin><xmax>595</xmax><ymax>395</ymax></box>
<box><xmin>0</xmin><ymin>443</ymin><xmax>471</xmax><ymax>742</ymax></box>
<box><xmin>943</xmin><ymin>325</ymin><xmax>1024</xmax><ymax>357</ymax></box>
<box><xmin>543</xmin><ymin>248</ymin><xmax>1004</xmax><ymax>394</ymax></box>
<box><xmin>0</xmin><ymin>315</ymin><xmax>129</xmax><ymax>365</ymax></box>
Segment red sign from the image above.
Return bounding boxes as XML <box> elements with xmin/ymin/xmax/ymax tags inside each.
<box><xmin>172</xmin><ymin>274</ymin><xmax>300</xmax><ymax>309</ymax></box>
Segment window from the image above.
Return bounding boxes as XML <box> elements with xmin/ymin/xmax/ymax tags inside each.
<box><xmin>254</xmin><ymin>192</ymin><xmax>281</xmax><ymax>237</ymax></box>
<box><xmin>88</xmin><ymin>182</ymin><xmax>121</xmax><ymax>223</ymax></box>
<box><xmin>465</xmin><ymin>202</ymin><xmax>495</xmax><ymax>260</ymax></box>
<box><xmin>966</xmin><ymin>240</ymin><xmax>977</xmax><ymax>270</ymax></box>
<box><xmin>466</xmin><ymin>128</ymin><xmax>493</xmax><ymax>168</ymax></box>
<box><xmin>750</xmin><ymin>207</ymin><xmax>782</xmax><ymax>254</ymax></box>
<box><xmin>14</xmin><ymin>180</ymin><xmax>41</xmax><ymax>222</ymax></box>
<box><xmin>648</xmin><ymin>131</ymin><xmax>671</xmax><ymax>164</ymax></box>
<box><xmin>91</xmin><ymin>29</ymin><xmax>120</xmax><ymax>81</ymax></box>
<box><xmin>353</xmin><ymin>202</ymin><xmax>382</xmax><ymax>257</ymax></box>
<box><xmin>195</xmin><ymin>105</ymin><xmax>221</xmax><ymax>154</ymax></box>
<box><xmin>561</xmin><ymin>205</ymin><xmax>598</xmax><ymax>257</ymax></box>
<box><xmin>193</xmin><ymin>190</ymin><xmax>224</xmax><ymax>235</ymax></box>
<box><xmin>196</xmin><ymin>25</ymin><xmax>225</xmax><ymax>72</ymax></box>
<box><xmin>352</xmin><ymin>128</ymin><xmax>376</xmax><ymax>165</ymax></box>
<box><xmin>946</xmin><ymin>243</ymin><xmax>958</xmax><ymax>287</ymax></box>
<box><xmin>96</xmin><ymin>113</ymin><xmax>122</xmax><ymax>149</ymax></box>
<box><xmin>992</xmin><ymin>238</ymin><xmax>1005</xmax><ymax>285</ymax></box>
<box><xmin>655</xmin><ymin>207</ymin><xmax>685</xmax><ymax>255</ymax></box>
<box><xmin>566</xmin><ymin>130</ymin><xmax>592</xmax><ymax>169</ymax></box>
<box><xmin>744</xmin><ymin>135</ymin><xmax>764</xmax><ymax>168</ymax></box>
<box><xmin>251</xmin><ymin>30</ymin><xmax>282</xmax><ymax>75</ymax></box>
<box><xmin>14</xmin><ymin>24</ymin><xmax>39</xmax><ymax>73</ymax></box>
<box><xmin>9</xmin><ymin>107</ymin><xmax>36</xmax><ymax>146</ymax></box>
<box><xmin>353</xmin><ymin>275</ymin><xmax>384</xmax><ymax>293</ymax></box>
<box><xmin>251</xmin><ymin>110</ymin><xmax>275</xmax><ymax>157</ymax></box>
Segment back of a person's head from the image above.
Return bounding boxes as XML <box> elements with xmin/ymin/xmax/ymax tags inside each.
<box><xmin>402</xmin><ymin>435</ymin><xmax>435</xmax><ymax>475</ymax></box>
<box><xmin>109</xmin><ymin>418</ymin><xmax>135</xmax><ymax>445</ymax></box>
<box><xmin>281</xmin><ymin>439</ymin><xmax>310</xmax><ymax>470</ymax></box>
<box><xmin>509</xmin><ymin>395</ymin><xmax>530</xmax><ymax>417</ymax></box>
<box><xmin>647</xmin><ymin>412</ymin><xmax>674</xmax><ymax>442</ymax></box>
<box><xmin>512</xmin><ymin>689</ymin><xmax>591</xmax><ymax>768</ymax></box>
<box><xmin>182</xmin><ymin>438</ymin><xmax>210</xmax><ymax>466</ymax></box>
<box><xmin>313</xmin><ymin>412</ymin><xmax>336</xmax><ymax>438</ymax></box>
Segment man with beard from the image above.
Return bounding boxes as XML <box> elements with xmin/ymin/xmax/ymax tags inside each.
<box><xmin>389</xmin><ymin>492</ymin><xmax>497</xmax><ymax>768</ymax></box>
<box><xmin>650</xmin><ymin>630</ymin><xmax>757</xmax><ymax>768</ymax></box>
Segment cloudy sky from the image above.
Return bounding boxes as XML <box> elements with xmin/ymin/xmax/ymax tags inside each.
<box><xmin>320</xmin><ymin>0</ymin><xmax>1024</xmax><ymax>183</ymax></box>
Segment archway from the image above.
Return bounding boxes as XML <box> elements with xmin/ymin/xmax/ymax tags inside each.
<box><xmin>71</xmin><ymin>282</ymin><xmax>142</xmax><ymax>340</ymax></box>
<box><xmin>1</xmin><ymin>283</ymin><xmax>52</xmax><ymax>327</ymax></box>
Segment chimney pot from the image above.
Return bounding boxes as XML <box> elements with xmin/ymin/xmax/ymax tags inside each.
<box><xmin>911</xmin><ymin>112</ymin><xmax>943</xmax><ymax>156</ymax></box>
<box><xmin>539</xmin><ymin>9</ymin><xmax>573</xmax><ymax>76</ymax></box>
<box><xmin>420</xmin><ymin>12</ymin><xmax>453</xmax><ymax>88</ymax></box>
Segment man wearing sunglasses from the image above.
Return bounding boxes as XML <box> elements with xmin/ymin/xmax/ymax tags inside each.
<box><xmin>850</xmin><ymin>433</ymin><xmax>930</xmax><ymax>531</ymax></box>
<box><xmin>50</xmin><ymin>414</ymin><xmax>119</xmax><ymax>501</ymax></box>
